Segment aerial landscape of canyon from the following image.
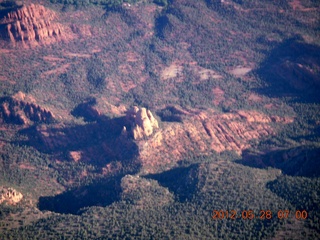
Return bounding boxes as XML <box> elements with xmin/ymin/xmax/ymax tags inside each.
<box><xmin>0</xmin><ymin>0</ymin><xmax>319</xmax><ymax>239</ymax></box>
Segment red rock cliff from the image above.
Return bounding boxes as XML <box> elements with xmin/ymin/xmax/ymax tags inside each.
<box><xmin>0</xmin><ymin>4</ymin><xmax>62</xmax><ymax>43</ymax></box>
<box><xmin>0</xmin><ymin>93</ymin><xmax>55</xmax><ymax>125</ymax></box>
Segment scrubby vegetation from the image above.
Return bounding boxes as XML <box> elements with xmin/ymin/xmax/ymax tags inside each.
<box><xmin>0</xmin><ymin>0</ymin><xmax>319</xmax><ymax>238</ymax></box>
<box><xmin>1</xmin><ymin>159</ymin><xmax>319</xmax><ymax>239</ymax></box>
<box><xmin>49</xmin><ymin>0</ymin><xmax>167</xmax><ymax>9</ymax></box>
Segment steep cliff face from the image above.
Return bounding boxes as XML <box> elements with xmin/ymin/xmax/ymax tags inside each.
<box><xmin>27</xmin><ymin>105</ymin><xmax>293</xmax><ymax>175</ymax></box>
<box><xmin>125</xmin><ymin>106</ymin><xmax>159</xmax><ymax>140</ymax></box>
<box><xmin>137</xmin><ymin>108</ymin><xmax>294</xmax><ymax>173</ymax></box>
<box><xmin>0</xmin><ymin>93</ymin><xmax>55</xmax><ymax>125</ymax></box>
<box><xmin>0</xmin><ymin>4</ymin><xmax>62</xmax><ymax>43</ymax></box>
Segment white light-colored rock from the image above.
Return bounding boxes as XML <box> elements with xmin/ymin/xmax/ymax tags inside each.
<box><xmin>126</xmin><ymin>106</ymin><xmax>159</xmax><ymax>140</ymax></box>
<box><xmin>0</xmin><ymin>187</ymin><xmax>23</xmax><ymax>205</ymax></box>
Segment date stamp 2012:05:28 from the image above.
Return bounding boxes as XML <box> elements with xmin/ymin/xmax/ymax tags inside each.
<box><xmin>212</xmin><ymin>210</ymin><xmax>308</xmax><ymax>220</ymax></box>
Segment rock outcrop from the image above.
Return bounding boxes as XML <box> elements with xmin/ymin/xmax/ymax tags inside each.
<box><xmin>137</xmin><ymin>108</ymin><xmax>294</xmax><ymax>173</ymax></box>
<box><xmin>125</xmin><ymin>106</ymin><xmax>159</xmax><ymax>140</ymax></box>
<box><xmin>0</xmin><ymin>187</ymin><xmax>23</xmax><ymax>205</ymax></box>
<box><xmin>0</xmin><ymin>4</ymin><xmax>62</xmax><ymax>43</ymax></box>
<box><xmin>0</xmin><ymin>93</ymin><xmax>54</xmax><ymax>125</ymax></box>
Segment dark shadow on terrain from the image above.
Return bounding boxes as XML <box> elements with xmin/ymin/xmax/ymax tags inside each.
<box><xmin>256</xmin><ymin>37</ymin><xmax>320</xmax><ymax>103</ymax></box>
<box><xmin>155</xmin><ymin>15</ymin><xmax>172</xmax><ymax>39</ymax></box>
<box><xmin>38</xmin><ymin>176</ymin><xmax>123</xmax><ymax>215</ymax></box>
<box><xmin>266</xmin><ymin>176</ymin><xmax>320</xmax><ymax>212</ymax></box>
<box><xmin>156</xmin><ymin>106</ymin><xmax>183</xmax><ymax>122</ymax></box>
<box><xmin>237</xmin><ymin>146</ymin><xmax>320</xmax><ymax>177</ymax></box>
<box><xmin>0</xmin><ymin>2</ymin><xmax>23</xmax><ymax>40</ymax></box>
<box><xmin>18</xmin><ymin>110</ymin><xmax>139</xmax><ymax>168</ymax></box>
<box><xmin>71</xmin><ymin>97</ymin><xmax>100</xmax><ymax>122</ymax></box>
<box><xmin>0</xmin><ymin>96</ymin><xmax>55</xmax><ymax>125</ymax></box>
<box><xmin>266</xmin><ymin>176</ymin><xmax>320</xmax><ymax>230</ymax></box>
<box><xmin>145</xmin><ymin>165</ymin><xmax>198</xmax><ymax>202</ymax></box>
<box><xmin>0</xmin><ymin>1</ymin><xmax>22</xmax><ymax>18</ymax></box>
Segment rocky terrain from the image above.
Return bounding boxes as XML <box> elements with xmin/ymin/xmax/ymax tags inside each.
<box><xmin>0</xmin><ymin>92</ymin><xmax>54</xmax><ymax>125</ymax></box>
<box><xmin>138</xmin><ymin>107</ymin><xmax>294</xmax><ymax>173</ymax></box>
<box><xmin>125</xmin><ymin>106</ymin><xmax>159</xmax><ymax>140</ymax></box>
<box><xmin>0</xmin><ymin>0</ymin><xmax>319</xmax><ymax>238</ymax></box>
<box><xmin>22</xmin><ymin>104</ymin><xmax>294</xmax><ymax>174</ymax></box>
<box><xmin>0</xmin><ymin>3</ymin><xmax>63</xmax><ymax>45</ymax></box>
<box><xmin>0</xmin><ymin>187</ymin><xmax>23</xmax><ymax>205</ymax></box>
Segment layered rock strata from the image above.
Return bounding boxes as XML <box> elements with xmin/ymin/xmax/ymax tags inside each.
<box><xmin>0</xmin><ymin>94</ymin><xmax>54</xmax><ymax>125</ymax></box>
<box><xmin>138</xmin><ymin>108</ymin><xmax>294</xmax><ymax>173</ymax></box>
<box><xmin>0</xmin><ymin>4</ymin><xmax>62</xmax><ymax>43</ymax></box>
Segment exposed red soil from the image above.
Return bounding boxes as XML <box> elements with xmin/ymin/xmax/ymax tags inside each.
<box><xmin>212</xmin><ymin>87</ymin><xmax>225</xmax><ymax>106</ymax></box>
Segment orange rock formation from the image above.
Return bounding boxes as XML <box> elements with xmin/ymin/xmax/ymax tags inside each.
<box><xmin>0</xmin><ymin>93</ymin><xmax>54</xmax><ymax>125</ymax></box>
<box><xmin>0</xmin><ymin>187</ymin><xmax>23</xmax><ymax>205</ymax></box>
<box><xmin>138</xmin><ymin>109</ymin><xmax>294</xmax><ymax>173</ymax></box>
<box><xmin>126</xmin><ymin>106</ymin><xmax>159</xmax><ymax>140</ymax></box>
<box><xmin>0</xmin><ymin>4</ymin><xmax>62</xmax><ymax>43</ymax></box>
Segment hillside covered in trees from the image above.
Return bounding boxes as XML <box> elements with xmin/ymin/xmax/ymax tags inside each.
<box><xmin>0</xmin><ymin>0</ymin><xmax>319</xmax><ymax>239</ymax></box>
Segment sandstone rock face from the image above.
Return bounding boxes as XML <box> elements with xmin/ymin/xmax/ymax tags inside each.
<box><xmin>0</xmin><ymin>94</ymin><xmax>54</xmax><ymax>125</ymax></box>
<box><xmin>0</xmin><ymin>4</ymin><xmax>62</xmax><ymax>43</ymax></box>
<box><xmin>137</xmin><ymin>108</ymin><xmax>294</xmax><ymax>174</ymax></box>
<box><xmin>126</xmin><ymin>106</ymin><xmax>159</xmax><ymax>140</ymax></box>
<box><xmin>0</xmin><ymin>187</ymin><xmax>23</xmax><ymax>205</ymax></box>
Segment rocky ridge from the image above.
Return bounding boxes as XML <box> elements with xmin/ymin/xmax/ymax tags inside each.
<box><xmin>0</xmin><ymin>92</ymin><xmax>54</xmax><ymax>125</ymax></box>
<box><xmin>138</xmin><ymin>108</ymin><xmax>294</xmax><ymax>173</ymax></box>
<box><xmin>0</xmin><ymin>3</ymin><xmax>62</xmax><ymax>43</ymax></box>
<box><xmin>29</xmin><ymin>105</ymin><xmax>294</xmax><ymax>174</ymax></box>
